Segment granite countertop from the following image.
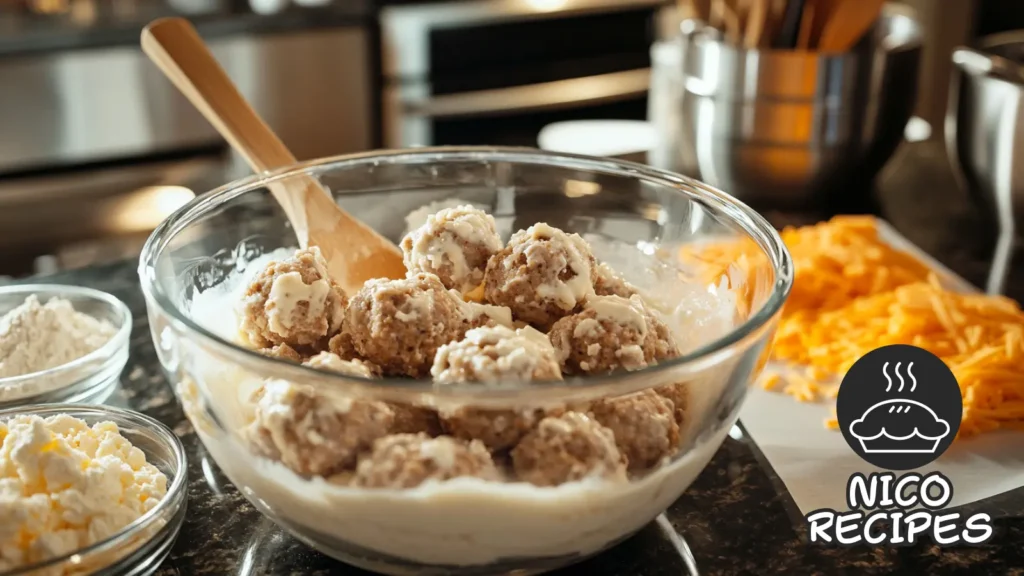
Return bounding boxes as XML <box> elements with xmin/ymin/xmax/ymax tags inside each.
<box><xmin>6</xmin><ymin>140</ymin><xmax>1024</xmax><ymax>575</ymax></box>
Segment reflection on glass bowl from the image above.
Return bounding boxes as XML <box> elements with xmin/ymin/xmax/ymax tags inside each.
<box><xmin>138</xmin><ymin>148</ymin><xmax>791</xmax><ymax>575</ymax></box>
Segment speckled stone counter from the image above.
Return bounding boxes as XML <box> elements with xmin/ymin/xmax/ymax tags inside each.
<box><xmin>6</xmin><ymin>141</ymin><xmax>1023</xmax><ymax>575</ymax></box>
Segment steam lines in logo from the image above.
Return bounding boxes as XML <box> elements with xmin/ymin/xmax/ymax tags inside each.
<box><xmin>836</xmin><ymin>345</ymin><xmax>962</xmax><ymax>470</ymax></box>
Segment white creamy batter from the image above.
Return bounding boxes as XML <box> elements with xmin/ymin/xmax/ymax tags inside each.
<box><xmin>183</xmin><ymin>236</ymin><xmax>741</xmax><ymax>567</ymax></box>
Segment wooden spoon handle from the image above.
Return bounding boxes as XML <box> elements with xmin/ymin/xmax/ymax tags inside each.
<box><xmin>141</xmin><ymin>18</ymin><xmax>310</xmax><ymax>222</ymax></box>
<box><xmin>818</xmin><ymin>0</ymin><xmax>885</xmax><ymax>53</ymax></box>
<box><xmin>744</xmin><ymin>0</ymin><xmax>769</xmax><ymax>49</ymax></box>
<box><xmin>141</xmin><ymin>17</ymin><xmax>407</xmax><ymax>291</ymax></box>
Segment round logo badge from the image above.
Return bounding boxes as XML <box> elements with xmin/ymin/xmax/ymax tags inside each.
<box><xmin>836</xmin><ymin>344</ymin><xmax>963</xmax><ymax>470</ymax></box>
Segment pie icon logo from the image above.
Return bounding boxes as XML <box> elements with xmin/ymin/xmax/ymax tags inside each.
<box><xmin>837</xmin><ymin>345</ymin><xmax>963</xmax><ymax>470</ymax></box>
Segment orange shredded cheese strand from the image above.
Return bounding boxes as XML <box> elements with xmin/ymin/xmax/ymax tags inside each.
<box><xmin>683</xmin><ymin>216</ymin><xmax>1024</xmax><ymax>439</ymax></box>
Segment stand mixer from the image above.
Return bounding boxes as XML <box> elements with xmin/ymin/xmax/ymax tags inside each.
<box><xmin>947</xmin><ymin>32</ymin><xmax>1024</xmax><ymax>295</ymax></box>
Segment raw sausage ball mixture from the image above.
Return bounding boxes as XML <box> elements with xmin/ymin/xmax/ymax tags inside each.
<box><xmin>484</xmin><ymin>223</ymin><xmax>597</xmax><ymax>330</ymax></box>
<box><xmin>588</xmin><ymin>390</ymin><xmax>680</xmax><ymax>472</ymax></box>
<box><xmin>511</xmin><ymin>411</ymin><xmax>626</xmax><ymax>487</ymax></box>
<box><xmin>306</xmin><ymin>350</ymin><xmax>381</xmax><ymax>378</ymax></box>
<box><xmin>548</xmin><ymin>295</ymin><xmax>680</xmax><ymax>375</ymax></box>
<box><xmin>450</xmin><ymin>293</ymin><xmax>515</xmax><ymax>331</ymax></box>
<box><xmin>345</xmin><ymin>273</ymin><xmax>466</xmax><ymax>377</ymax></box>
<box><xmin>247</xmin><ymin>379</ymin><xmax>395</xmax><ymax>477</ymax></box>
<box><xmin>401</xmin><ymin>205</ymin><xmax>504</xmax><ymax>294</ymax></box>
<box><xmin>354</xmin><ymin>433</ymin><xmax>499</xmax><ymax>488</ymax></box>
<box><xmin>432</xmin><ymin>325</ymin><xmax>563</xmax><ymax>451</ymax></box>
<box><xmin>431</xmin><ymin>325</ymin><xmax>562</xmax><ymax>384</ymax></box>
<box><xmin>259</xmin><ymin>343</ymin><xmax>305</xmax><ymax>363</ymax></box>
<box><xmin>304</xmin><ymin>351</ymin><xmax>441</xmax><ymax>436</ymax></box>
<box><xmin>240</xmin><ymin>247</ymin><xmax>347</xmax><ymax>349</ymax></box>
<box><xmin>593</xmin><ymin>262</ymin><xmax>637</xmax><ymax>298</ymax></box>
<box><xmin>238</xmin><ymin>207</ymin><xmax>704</xmax><ymax>488</ymax></box>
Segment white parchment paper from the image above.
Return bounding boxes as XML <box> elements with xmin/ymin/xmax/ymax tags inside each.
<box><xmin>738</xmin><ymin>220</ymin><xmax>1024</xmax><ymax>514</ymax></box>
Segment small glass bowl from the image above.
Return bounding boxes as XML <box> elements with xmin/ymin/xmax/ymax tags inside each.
<box><xmin>0</xmin><ymin>404</ymin><xmax>188</xmax><ymax>576</ymax></box>
<box><xmin>0</xmin><ymin>284</ymin><xmax>132</xmax><ymax>407</ymax></box>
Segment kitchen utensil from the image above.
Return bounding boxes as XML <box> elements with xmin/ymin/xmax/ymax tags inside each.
<box><xmin>678</xmin><ymin>0</ymin><xmax>711</xmax><ymax>22</ymax></box>
<box><xmin>744</xmin><ymin>0</ymin><xmax>769</xmax><ymax>48</ymax></box>
<box><xmin>720</xmin><ymin>1</ymin><xmax>743</xmax><ymax>44</ymax></box>
<box><xmin>796</xmin><ymin>0</ymin><xmax>816</xmax><ymax>50</ymax></box>
<box><xmin>652</xmin><ymin>2</ymin><xmax>922</xmax><ymax>209</ymax></box>
<box><xmin>807</xmin><ymin>0</ymin><xmax>839</xmax><ymax>49</ymax></box>
<box><xmin>818</xmin><ymin>0</ymin><xmax>886</xmax><ymax>53</ymax></box>
<box><xmin>947</xmin><ymin>32</ymin><xmax>1024</xmax><ymax>295</ymax></box>
<box><xmin>774</xmin><ymin>0</ymin><xmax>807</xmax><ymax>49</ymax></box>
<box><xmin>759</xmin><ymin>0</ymin><xmax>788</xmax><ymax>48</ymax></box>
<box><xmin>140</xmin><ymin>18</ymin><xmax>406</xmax><ymax>294</ymax></box>
<box><xmin>139</xmin><ymin>146</ymin><xmax>792</xmax><ymax>576</ymax></box>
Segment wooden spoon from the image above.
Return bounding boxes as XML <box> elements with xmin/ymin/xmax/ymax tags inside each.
<box><xmin>795</xmin><ymin>0</ymin><xmax>816</xmax><ymax>50</ymax></box>
<box><xmin>807</xmin><ymin>0</ymin><xmax>839</xmax><ymax>49</ymax></box>
<box><xmin>743</xmin><ymin>0</ymin><xmax>769</xmax><ymax>49</ymax></box>
<box><xmin>759</xmin><ymin>0</ymin><xmax>788</xmax><ymax>48</ymax></box>
<box><xmin>141</xmin><ymin>18</ymin><xmax>406</xmax><ymax>294</ymax></box>
<box><xmin>817</xmin><ymin>0</ymin><xmax>885</xmax><ymax>53</ymax></box>
<box><xmin>773</xmin><ymin>0</ymin><xmax>807</xmax><ymax>49</ymax></box>
<box><xmin>678</xmin><ymin>0</ymin><xmax>711</xmax><ymax>21</ymax></box>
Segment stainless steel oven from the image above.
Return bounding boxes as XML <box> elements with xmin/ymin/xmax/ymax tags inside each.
<box><xmin>380</xmin><ymin>0</ymin><xmax>668</xmax><ymax>148</ymax></box>
<box><xmin>0</xmin><ymin>25</ymin><xmax>373</xmax><ymax>275</ymax></box>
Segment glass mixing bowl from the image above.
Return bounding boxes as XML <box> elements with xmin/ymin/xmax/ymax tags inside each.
<box><xmin>138</xmin><ymin>147</ymin><xmax>792</xmax><ymax>576</ymax></box>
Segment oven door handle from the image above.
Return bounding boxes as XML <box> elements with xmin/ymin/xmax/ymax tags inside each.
<box><xmin>403</xmin><ymin>68</ymin><xmax>651</xmax><ymax>119</ymax></box>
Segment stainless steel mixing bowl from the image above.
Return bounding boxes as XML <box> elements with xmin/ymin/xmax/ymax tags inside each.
<box><xmin>653</xmin><ymin>3</ymin><xmax>922</xmax><ymax>209</ymax></box>
<box><xmin>947</xmin><ymin>31</ymin><xmax>1024</xmax><ymax>295</ymax></box>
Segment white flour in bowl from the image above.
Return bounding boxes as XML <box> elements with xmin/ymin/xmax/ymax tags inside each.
<box><xmin>0</xmin><ymin>295</ymin><xmax>116</xmax><ymax>380</ymax></box>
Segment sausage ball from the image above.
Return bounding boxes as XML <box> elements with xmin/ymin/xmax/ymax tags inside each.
<box><xmin>483</xmin><ymin>223</ymin><xmax>598</xmax><ymax>330</ymax></box>
<box><xmin>656</xmin><ymin>382</ymin><xmax>690</xmax><ymax>427</ymax></box>
<box><xmin>548</xmin><ymin>295</ymin><xmax>680</xmax><ymax>375</ymax></box>
<box><xmin>432</xmin><ymin>325</ymin><xmax>563</xmax><ymax>451</ymax></box>
<box><xmin>304</xmin><ymin>351</ymin><xmax>381</xmax><ymax>378</ymax></box>
<box><xmin>258</xmin><ymin>343</ymin><xmax>305</xmax><ymax>363</ymax></box>
<box><xmin>401</xmin><ymin>205</ymin><xmax>504</xmax><ymax>294</ymax></box>
<box><xmin>431</xmin><ymin>325</ymin><xmax>562</xmax><ymax>384</ymax></box>
<box><xmin>353</xmin><ymin>433</ymin><xmax>500</xmax><ymax>488</ymax></box>
<box><xmin>240</xmin><ymin>247</ymin><xmax>347</xmax><ymax>348</ymax></box>
<box><xmin>593</xmin><ymin>262</ymin><xmax>638</xmax><ymax>298</ymax></box>
<box><xmin>511</xmin><ymin>411</ymin><xmax>627</xmax><ymax>486</ymax></box>
<box><xmin>345</xmin><ymin>273</ymin><xmax>465</xmax><ymax>377</ymax></box>
<box><xmin>449</xmin><ymin>290</ymin><xmax>515</xmax><ymax>331</ymax></box>
<box><xmin>588</xmin><ymin>390</ymin><xmax>680</xmax><ymax>472</ymax></box>
<box><xmin>247</xmin><ymin>379</ymin><xmax>394</xmax><ymax>477</ymax></box>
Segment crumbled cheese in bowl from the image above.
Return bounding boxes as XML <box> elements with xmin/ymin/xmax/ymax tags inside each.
<box><xmin>0</xmin><ymin>414</ymin><xmax>168</xmax><ymax>573</ymax></box>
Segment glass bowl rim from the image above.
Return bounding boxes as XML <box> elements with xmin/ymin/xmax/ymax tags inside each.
<box><xmin>138</xmin><ymin>146</ymin><xmax>793</xmax><ymax>397</ymax></box>
<box><xmin>0</xmin><ymin>284</ymin><xmax>132</xmax><ymax>387</ymax></box>
<box><xmin>0</xmin><ymin>403</ymin><xmax>187</xmax><ymax>576</ymax></box>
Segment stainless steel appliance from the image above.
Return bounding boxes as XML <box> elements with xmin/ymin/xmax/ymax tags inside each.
<box><xmin>947</xmin><ymin>31</ymin><xmax>1024</xmax><ymax>295</ymax></box>
<box><xmin>379</xmin><ymin>0</ymin><xmax>667</xmax><ymax>148</ymax></box>
<box><xmin>652</xmin><ymin>3</ymin><xmax>922</xmax><ymax>210</ymax></box>
<box><xmin>0</xmin><ymin>25</ymin><xmax>373</xmax><ymax>274</ymax></box>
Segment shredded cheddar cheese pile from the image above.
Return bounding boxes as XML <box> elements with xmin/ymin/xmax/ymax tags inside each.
<box><xmin>682</xmin><ymin>216</ymin><xmax>1024</xmax><ymax>438</ymax></box>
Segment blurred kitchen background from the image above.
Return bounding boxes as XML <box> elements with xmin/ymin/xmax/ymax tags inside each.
<box><xmin>0</xmin><ymin>0</ymin><xmax>1021</xmax><ymax>279</ymax></box>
